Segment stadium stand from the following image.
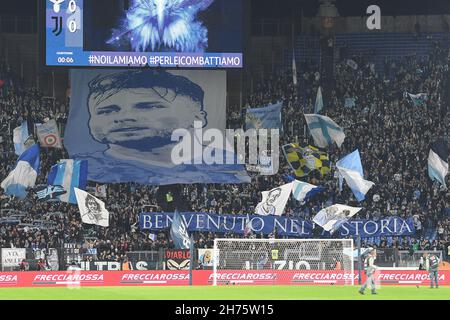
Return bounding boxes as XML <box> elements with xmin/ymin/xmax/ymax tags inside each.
<box><xmin>0</xmin><ymin>32</ymin><xmax>449</xmax><ymax>269</ymax></box>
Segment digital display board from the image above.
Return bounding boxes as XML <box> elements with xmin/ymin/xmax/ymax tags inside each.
<box><xmin>42</xmin><ymin>0</ymin><xmax>243</xmax><ymax>68</ymax></box>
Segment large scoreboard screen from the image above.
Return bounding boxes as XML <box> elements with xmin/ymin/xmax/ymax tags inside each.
<box><xmin>41</xmin><ymin>0</ymin><xmax>243</xmax><ymax>68</ymax></box>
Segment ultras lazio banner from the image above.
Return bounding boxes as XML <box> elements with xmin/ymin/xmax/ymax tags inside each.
<box><xmin>140</xmin><ymin>212</ymin><xmax>415</xmax><ymax>238</ymax></box>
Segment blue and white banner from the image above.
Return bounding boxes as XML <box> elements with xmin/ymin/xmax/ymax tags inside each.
<box><xmin>1</xmin><ymin>144</ymin><xmax>40</xmax><ymax>199</ymax></box>
<box><xmin>304</xmin><ymin>114</ymin><xmax>346</xmax><ymax>148</ymax></box>
<box><xmin>13</xmin><ymin>121</ymin><xmax>29</xmax><ymax>156</ymax></box>
<box><xmin>47</xmin><ymin>159</ymin><xmax>88</xmax><ymax>204</ymax></box>
<box><xmin>170</xmin><ymin>211</ymin><xmax>191</xmax><ymax>249</ymax></box>
<box><xmin>36</xmin><ymin>185</ymin><xmax>67</xmax><ymax>201</ymax></box>
<box><xmin>344</xmin><ymin>98</ymin><xmax>356</xmax><ymax>108</ymax></box>
<box><xmin>291</xmin><ymin>180</ymin><xmax>324</xmax><ymax>203</ymax></box>
<box><xmin>140</xmin><ymin>212</ymin><xmax>415</xmax><ymax>238</ymax></box>
<box><xmin>65</xmin><ymin>69</ymin><xmax>248</xmax><ymax>185</ymax></box>
<box><xmin>246</xmin><ymin>102</ymin><xmax>283</xmax><ymax>130</ymax></box>
<box><xmin>337</xmin><ymin>150</ymin><xmax>375</xmax><ymax>201</ymax></box>
<box><xmin>428</xmin><ymin>139</ymin><xmax>448</xmax><ymax>188</ymax></box>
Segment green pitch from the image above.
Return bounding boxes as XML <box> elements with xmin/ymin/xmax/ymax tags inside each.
<box><xmin>0</xmin><ymin>286</ymin><xmax>447</xmax><ymax>300</ymax></box>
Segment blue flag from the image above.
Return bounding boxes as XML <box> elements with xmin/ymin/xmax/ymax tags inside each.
<box><xmin>246</xmin><ymin>102</ymin><xmax>283</xmax><ymax>130</ymax></box>
<box><xmin>1</xmin><ymin>144</ymin><xmax>40</xmax><ymax>199</ymax></box>
<box><xmin>170</xmin><ymin>212</ymin><xmax>191</xmax><ymax>249</ymax></box>
<box><xmin>291</xmin><ymin>180</ymin><xmax>325</xmax><ymax>202</ymax></box>
<box><xmin>428</xmin><ymin>140</ymin><xmax>448</xmax><ymax>188</ymax></box>
<box><xmin>13</xmin><ymin>121</ymin><xmax>29</xmax><ymax>156</ymax></box>
<box><xmin>47</xmin><ymin>159</ymin><xmax>88</xmax><ymax>204</ymax></box>
<box><xmin>336</xmin><ymin>150</ymin><xmax>375</xmax><ymax>202</ymax></box>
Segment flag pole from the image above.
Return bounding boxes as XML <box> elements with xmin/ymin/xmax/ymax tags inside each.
<box><xmin>357</xmin><ymin>235</ymin><xmax>362</xmax><ymax>285</ymax></box>
<box><xmin>189</xmin><ymin>234</ymin><xmax>194</xmax><ymax>286</ymax></box>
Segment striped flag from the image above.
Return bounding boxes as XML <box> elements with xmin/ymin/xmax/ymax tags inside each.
<box><xmin>304</xmin><ymin>114</ymin><xmax>346</xmax><ymax>148</ymax></box>
<box><xmin>1</xmin><ymin>144</ymin><xmax>40</xmax><ymax>199</ymax></box>
<box><xmin>291</xmin><ymin>180</ymin><xmax>325</xmax><ymax>203</ymax></box>
<box><xmin>337</xmin><ymin>150</ymin><xmax>375</xmax><ymax>202</ymax></box>
<box><xmin>428</xmin><ymin>140</ymin><xmax>448</xmax><ymax>188</ymax></box>
<box><xmin>47</xmin><ymin>159</ymin><xmax>88</xmax><ymax>204</ymax></box>
<box><xmin>36</xmin><ymin>185</ymin><xmax>66</xmax><ymax>201</ymax></box>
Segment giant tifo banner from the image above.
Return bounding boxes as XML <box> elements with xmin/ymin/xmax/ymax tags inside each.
<box><xmin>140</xmin><ymin>213</ymin><xmax>415</xmax><ymax>238</ymax></box>
<box><xmin>65</xmin><ymin>69</ymin><xmax>249</xmax><ymax>185</ymax></box>
<box><xmin>0</xmin><ymin>270</ymin><xmax>447</xmax><ymax>287</ymax></box>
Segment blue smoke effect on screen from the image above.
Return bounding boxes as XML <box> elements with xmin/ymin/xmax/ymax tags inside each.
<box><xmin>107</xmin><ymin>0</ymin><xmax>214</xmax><ymax>52</ymax></box>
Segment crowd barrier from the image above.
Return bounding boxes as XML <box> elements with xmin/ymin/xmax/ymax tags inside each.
<box><xmin>0</xmin><ymin>270</ymin><xmax>447</xmax><ymax>287</ymax></box>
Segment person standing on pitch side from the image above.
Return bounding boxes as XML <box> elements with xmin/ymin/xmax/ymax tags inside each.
<box><xmin>359</xmin><ymin>248</ymin><xmax>378</xmax><ymax>295</ymax></box>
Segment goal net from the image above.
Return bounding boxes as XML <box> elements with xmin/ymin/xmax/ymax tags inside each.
<box><xmin>213</xmin><ymin>238</ymin><xmax>354</xmax><ymax>286</ymax></box>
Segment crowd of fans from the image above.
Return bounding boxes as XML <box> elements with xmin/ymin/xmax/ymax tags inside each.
<box><xmin>0</xmin><ymin>36</ymin><xmax>449</xmax><ymax>268</ymax></box>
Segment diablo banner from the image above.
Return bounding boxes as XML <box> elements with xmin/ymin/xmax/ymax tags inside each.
<box><xmin>165</xmin><ymin>250</ymin><xmax>190</xmax><ymax>271</ymax></box>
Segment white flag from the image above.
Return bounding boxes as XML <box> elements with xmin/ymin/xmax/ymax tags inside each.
<box><xmin>255</xmin><ymin>183</ymin><xmax>293</xmax><ymax>216</ymax></box>
<box><xmin>74</xmin><ymin>188</ymin><xmax>109</xmax><ymax>227</ymax></box>
<box><xmin>313</xmin><ymin>204</ymin><xmax>362</xmax><ymax>233</ymax></box>
<box><xmin>292</xmin><ymin>51</ymin><xmax>298</xmax><ymax>86</ymax></box>
<box><xmin>304</xmin><ymin>114</ymin><xmax>346</xmax><ymax>148</ymax></box>
<box><xmin>36</xmin><ymin>119</ymin><xmax>62</xmax><ymax>148</ymax></box>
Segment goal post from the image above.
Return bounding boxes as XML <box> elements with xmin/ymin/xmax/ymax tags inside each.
<box><xmin>213</xmin><ymin>238</ymin><xmax>354</xmax><ymax>286</ymax></box>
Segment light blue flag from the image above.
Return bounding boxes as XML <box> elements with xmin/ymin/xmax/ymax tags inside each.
<box><xmin>336</xmin><ymin>150</ymin><xmax>375</xmax><ymax>202</ymax></box>
<box><xmin>246</xmin><ymin>102</ymin><xmax>283</xmax><ymax>130</ymax></box>
<box><xmin>291</xmin><ymin>180</ymin><xmax>325</xmax><ymax>202</ymax></box>
<box><xmin>407</xmin><ymin>92</ymin><xmax>428</xmax><ymax>106</ymax></box>
<box><xmin>13</xmin><ymin>121</ymin><xmax>29</xmax><ymax>156</ymax></box>
<box><xmin>428</xmin><ymin>139</ymin><xmax>448</xmax><ymax>188</ymax></box>
<box><xmin>1</xmin><ymin>144</ymin><xmax>40</xmax><ymax>199</ymax></box>
<box><xmin>314</xmin><ymin>86</ymin><xmax>323</xmax><ymax>114</ymax></box>
<box><xmin>344</xmin><ymin>98</ymin><xmax>356</xmax><ymax>108</ymax></box>
<box><xmin>47</xmin><ymin>159</ymin><xmax>88</xmax><ymax>204</ymax></box>
<box><xmin>304</xmin><ymin>114</ymin><xmax>346</xmax><ymax>148</ymax></box>
<box><xmin>170</xmin><ymin>211</ymin><xmax>191</xmax><ymax>249</ymax></box>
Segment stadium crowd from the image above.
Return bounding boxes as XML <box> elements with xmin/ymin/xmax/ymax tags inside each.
<box><xmin>0</xmin><ymin>37</ymin><xmax>449</xmax><ymax>266</ymax></box>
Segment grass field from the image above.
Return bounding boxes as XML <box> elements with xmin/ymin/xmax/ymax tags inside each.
<box><xmin>0</xmin><ymin>285</ymin><xmax>447</xmax><ymax>300</ymax></box>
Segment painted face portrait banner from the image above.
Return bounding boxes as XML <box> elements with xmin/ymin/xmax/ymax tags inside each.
<box><xmin>65</xmin><ymin>69</ymin><xmax>250</xmax><ymax>185</ymax></box>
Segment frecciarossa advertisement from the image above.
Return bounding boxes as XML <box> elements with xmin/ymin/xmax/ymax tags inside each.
<box><xmin>0</xmin><ymin>270</ymin><xmax>448</xmax><ymax>287</ymax></box>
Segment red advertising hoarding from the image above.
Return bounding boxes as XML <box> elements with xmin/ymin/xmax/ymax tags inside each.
<box><xmin>0</xmin><ymin>270</ymin><xmax>447</xmax><ymax>287</ymax></box>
